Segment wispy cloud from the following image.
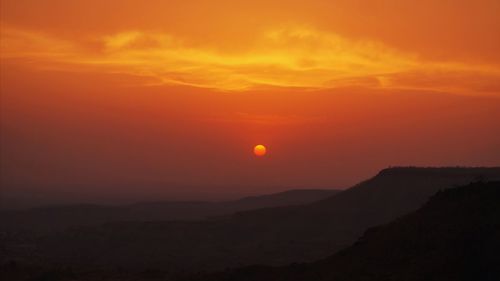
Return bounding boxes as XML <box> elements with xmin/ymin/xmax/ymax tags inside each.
<box><xmin>1</xmin><ymin>25</ymin><xmax>499</xmax><ymax>93</ymax></box>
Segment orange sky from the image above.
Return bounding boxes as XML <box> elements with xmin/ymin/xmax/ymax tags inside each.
<box><xmin>1</xmin><ymin>0</ymin><xmax>500</xmax><ymax>205</ymax></box>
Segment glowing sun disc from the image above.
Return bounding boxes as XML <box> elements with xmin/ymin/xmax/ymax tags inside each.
<box><xmin>253</xmin><ymin>144</ymin><xmax>267</xmax><ymax>156</ymax></box>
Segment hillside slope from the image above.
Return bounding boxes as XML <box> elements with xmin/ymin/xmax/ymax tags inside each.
<box><xmin>4</xmin><ymin>167</ymin><xmax>499</xmax><ymax>272</ymax></box>
<box><xmin>199</xmin><ymin>181</ymin><xmax>500</xmax><ymax>281</ymax></box>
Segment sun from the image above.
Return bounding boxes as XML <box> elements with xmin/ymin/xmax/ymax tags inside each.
<box><xmin>253</xmin><ymin>144</ymin><xmax>267</xmax><ymax>157</ymax></box>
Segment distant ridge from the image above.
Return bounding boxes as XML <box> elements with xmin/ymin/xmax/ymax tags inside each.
<box><xmin>196</xmin><ymin>181</ymin><xmax>500</xmax><ymax>281</ymax></box>
<box><xmin>0</xmin><ymin>189</ymin><xmax>339</xmax><ymax>232</ymax></box>
<box><xmin>9</xmin><ymin>166</ymin><xmax>496</xmax><ymax>272</ymax></box>
<box><xmin>376</xmin><ymin>166</ymin><xmax>500</xmax><ymax>176</ymax></box>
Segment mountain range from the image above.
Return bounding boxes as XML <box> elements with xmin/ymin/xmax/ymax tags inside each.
<box><xmin>0</xmin><ymin>189</ymin><xmax>339</xmax><ymax>233</ymax></box>
<box><xmin>1</xmin><ymin>167</ymin><xmax>499</xmax><ymax>280</ymax></box>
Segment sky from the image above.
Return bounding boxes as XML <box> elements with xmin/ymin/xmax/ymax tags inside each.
<box><xmin>1</xmin><ymin>0</ymin><xmax>500</xmax><ymax>206</ymax></box>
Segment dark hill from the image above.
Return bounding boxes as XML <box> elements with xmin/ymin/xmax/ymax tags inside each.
<box><xmin>199</xmin><ymin>181</ymin><xmax>500</xmax><ymax>281</ymax></box>
<box><xmin>211</xmin><ymin>167</ymin><xmax>500</xmax><ymax>266</ymax></box>
<box><xmin>3</xmin><ymin>167</ymin><xmax>499</xmax><ymax>273</ymax></box>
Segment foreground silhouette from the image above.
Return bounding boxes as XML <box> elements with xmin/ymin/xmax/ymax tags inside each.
<box><xmin>1</xmin><ymin>167</ymin><xmax>499</xmax><ymax>280</ymax></box>
<box><xmin>191</xmin><ymin>181</ymin><xmax>500</xmax><ymax>281</ymax></box>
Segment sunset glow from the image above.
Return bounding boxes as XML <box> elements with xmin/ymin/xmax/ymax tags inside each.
<box><xmin>1</xmin><ymin>25</ymin><xmax>499</xmax><ymax>92</ymax></box>
<box><xmin>1</xmin><ymin>2</ymin><xmax>500</xmax><ymax>280</ymax></box>
<box><xmin>1</xmin><ymin>0</ymin><xmax>500</xmax><ymax>202</ymax></box>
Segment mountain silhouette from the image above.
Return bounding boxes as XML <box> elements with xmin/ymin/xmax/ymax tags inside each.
<box><xmin>7</xmin><ymin>167</ymin><xmax>497</xmax><ymax>273</ymax></box>
<box><xmin>0</xmin><ymin>189</ymin><xmax>339</xmax><ymax>233</ymax></box>
<box><xmin>194</xmin><ymin>181</ymin><xmax>500</xmax><ymax>281</ymax></box>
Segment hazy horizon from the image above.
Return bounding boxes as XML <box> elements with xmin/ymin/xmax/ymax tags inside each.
<box><xmin>2</xmin><ymin>166</ymin><xmax>499</xmax><ymax>209</ymax></box>
<box><xmin>1</xmin><ymin>181</ymin><xmax>344</xmax><ymax>209</ymax></box>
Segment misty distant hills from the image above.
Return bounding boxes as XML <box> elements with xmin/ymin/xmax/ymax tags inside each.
<box><xmin>0</xmin><ymin>189</ymin><xmax>339</xmax><ymax>232</ymax></box>
<box><xmin>195</xmin><ymin>181</ymin><xmax>500</xmax><ymax>281</ymax></box>
<box><xmin>8</xmin><ymin>167</ymin><xmax>497</xmax><ymax>272</ymax></box>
